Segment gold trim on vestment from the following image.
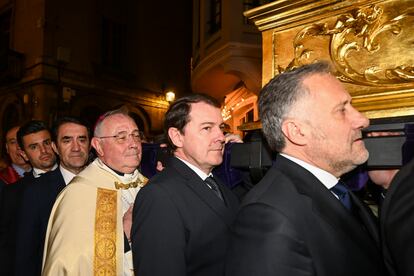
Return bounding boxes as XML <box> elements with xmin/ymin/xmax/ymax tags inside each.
<box><xmin>114</xmin><ymin>177</ymin><xmax>148</xmax><ymax>190</ymax></box>
<box><xmin>94</xmin><ymin>188</ymin><xmax>117</xmax><ymax>275</ymax></box>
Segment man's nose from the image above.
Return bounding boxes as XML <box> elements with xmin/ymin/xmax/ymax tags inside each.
<box><xmin>351</xmin><ymin>106</ymin><xmax>369</xmax><ymax>129</ymax></box>
<box><xmin>39</xmin><ymin>144</ymin><xmax>48</xmax><ymax>153</ymax></box>
<box><xmin>128</xmin><ymin>135</ymin><xmax>139</xmax><ymax>148</ymax></box>
<box><xmin>72</xmin><ymin>141</ymin><xmax>81</xmax><ymax>151</ymax></box>
<box><xmin>216</xmin><ymin>128</ymin><xmax>225</xmax><ymax>142</ymax></box>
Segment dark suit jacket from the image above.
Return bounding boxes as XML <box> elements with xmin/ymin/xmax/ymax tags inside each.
<box><xmin>14</xmin><ymin>168</ymin><xmax>66</xmax><ymax>276</ymax></box>
<box><xmin>225</xmin><ymin>155</ymin><xmax>386</xmax><ymax>276</ymax></box>
<box><xmin>0</xmin><ymin>172</ymin><xmax>35</xmax><ymax>276</ymax></box>
<box><xmin>380</xmin><ymin>157</ymin><xmax>414</xmax><ymax>276</ymax></box>
<box><xmin>131</xmin><ymin>157</ymin><xmax>239</xmax><ymax>276</ymax></box>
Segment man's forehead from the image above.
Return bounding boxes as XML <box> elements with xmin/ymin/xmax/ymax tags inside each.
<box><xmin>188</xmin><ymin>102</ymin><xmax>223</xmax><ymax>123</ymax></box>
<box><xmin>103</xmin><ymin>114</ymin><xmax>138</xmax><ymax>132</ymax></box>
<box><xmin>6</xmin><ymin>127</ymin><xmax>19</xmax><ymax>140</ymax></box>
<box><xmin>304</xmin><ymin>74</ymin><xmax>350</xmax><ymax>101</ymax></box>
<box><xmin>23</xmin><ymin>130</ymin><xmax>51</xmax><ymax>143</ymax></box>
<box><xmin>58</xmin><ymin>123</ymin><xmax>88</xmax><ymax>137</ymax></box>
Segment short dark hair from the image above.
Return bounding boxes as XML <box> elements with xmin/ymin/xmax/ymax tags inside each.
<box><xmin>164</xmin><ymin>93</ymin><xmax>221</xmax><ymax>150</ymax></box>
<box><xmin>17</xmin><ymin>120</ymin><xmax>49</xmax><ymax>149</ymax></box>
<box><xmin>52</xmin><ymin>116</ymin><xmax>91</xmax><ymax>142</ymax></box>
<box><xmin>258</xmin><ymin>61</ymin><xmax>332</xmax><ymax>152</ymax></box>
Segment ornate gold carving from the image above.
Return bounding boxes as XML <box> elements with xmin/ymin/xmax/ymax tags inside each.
<box><xmin>114</xmin><ymin>177</ymin><xmax>148</xmax><ymax>190</ymax></box>
<box><xmin>94</xmin><ymin>188</ymin><xmax>117</xmax><ymax>276</ymax></box>
<box><xmin>277</xmin><ymin>4</ymin><xmax>414</xmax><ymax>87</ymax></box>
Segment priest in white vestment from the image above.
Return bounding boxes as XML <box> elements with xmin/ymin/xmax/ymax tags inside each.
<box><xmin>42</xmin><ymin>109</ymin><xmax>148</xmax><ymax>276</ymax></box>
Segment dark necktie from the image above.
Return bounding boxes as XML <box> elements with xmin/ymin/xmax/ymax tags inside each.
<box><xmin>205</xmin><ymin>176</ymin><xmax>223</xmax><ymax>201</ymax></box>
<box><xmin>331</xmin><ymin>181</ymin><xmax>352</xmax><ymax>211</ymax></box>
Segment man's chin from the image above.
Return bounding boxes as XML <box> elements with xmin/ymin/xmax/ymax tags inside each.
<box><xmin>354</xmin><ymin>150</ymin><xmax>369</xmax><ymax>165</ymax></box>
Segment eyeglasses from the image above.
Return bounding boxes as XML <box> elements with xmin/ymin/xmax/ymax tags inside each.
<box><xmin>97</xmin><ymin>130</ymin><xmax>142</xmax><ymax>144</ymax></box>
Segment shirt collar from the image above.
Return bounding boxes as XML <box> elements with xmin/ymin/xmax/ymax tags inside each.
<box><xmin>175</xmin><ymin>156</ymin><xmax>212</xmax><ymax>181</ymax></box>
<box><xmin>11</xmin><ymin>163</ymin><xmax>28</xmax><ymax>177</ymax></box>
<box><xmin>280</xmin><ymin>153</ymin><xmax>338</xmax><ymax>189</ymax></box>
<box><xmin>59</xmin><ymin>165</ymin><xmax>77</xmax><ymax>185</ymax></box>
<box><xmin>33</xmin><ymin>163</ymin><xmax>58</xmax><ymax>178</ymax></box>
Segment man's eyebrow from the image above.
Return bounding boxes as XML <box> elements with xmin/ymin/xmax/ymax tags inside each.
<box><xmin>200</xmin><ymin>122</ymin><xmax>215</xmax><ymax>126</ymax></box>
<box><xmin>333</xmin><ymin>99</ymin><xmax>349</xmax><ymax>109</ymax></box>
<box><xmin>28</xmin><ymin>142</ymin><xmax>39</xmax><ymax>147</ymax></box>
<box><xmin>61</xmin><ymin>136</ymin><xmax>73</xmax><ymax>139</ymax></box>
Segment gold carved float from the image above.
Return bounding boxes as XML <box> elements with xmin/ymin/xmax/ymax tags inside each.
<box><xmin>245</xmin><ymin>0</ymin><xmax>414</xmax><ymax>120</ymax></box>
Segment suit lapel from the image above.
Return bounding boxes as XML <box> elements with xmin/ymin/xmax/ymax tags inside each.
<box><xmin>277</xmin><ymin>156</ymin><xmax>379</xmax><ymax>255</ymax></box>
<box><xmin>170</xmin><ymin>157</ymin><xmax>237</xmax><ymax>227</ymax></box>
<box><xmin>43</xmin><ymin>169</ymin><xmax>66</xmax><ymax>201</ymax></box>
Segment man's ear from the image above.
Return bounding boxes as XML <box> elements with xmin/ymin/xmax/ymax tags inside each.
<box><xmin>91</xmin><ymin>137</ymin><xmax>104</xmax><ymax>157</ymax></box>
<box><xmin>51</xmin><ymin>142</ymin><xmax>59</xmax><ymax>156</ymax></box>
<box><xmin>168</xmin><ymin>127</ymin><xmax>183</xmax><ymax>148</ymax></box>
<box><xmin>19</xmin><ymin>149</ymin><xmax>29</xmax><ymax>162</ymax></box>
<box><xmin>281</xmin><ymin>119</ymin><xmax>308</xmax><ymax>146</ymax></box>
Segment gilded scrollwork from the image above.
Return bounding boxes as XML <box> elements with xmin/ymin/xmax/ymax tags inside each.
<box><xmin>278</xmin><ymin>4</ymin><xmax>414</xmax><ymax>87</ymax></box>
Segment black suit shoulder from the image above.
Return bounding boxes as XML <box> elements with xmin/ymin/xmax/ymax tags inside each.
<box><xmin>14</xmin><ymin>169</ymin><xmax>65</xmax><ymax>276</ymax></box>
<box><xmin>0</xmin><ymin>173</ymin><xmax>35</xmax><ymax>276</ymax></box>
<box><xmin>380</xmin><ymin>157</ymin><xmax>414</xmax><ymax>276</ymax></box>
<box><xmin>132</xmin><ymin>157</ymin><xmax>239</xmax><ymax>276</ymax></box>
<box><xmin>226</xmin><ymin>155</ymin><xmax>386</xmax><ymax>276</ymax></box>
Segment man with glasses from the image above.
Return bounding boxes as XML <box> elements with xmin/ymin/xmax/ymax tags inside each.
<box><xmin>42</xmin><ymin>108</ymin><xmax>148</xmax><ymax>276</ymax></box>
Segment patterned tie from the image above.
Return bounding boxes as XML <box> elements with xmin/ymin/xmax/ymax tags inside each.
<box><xmin>331</xmin><ymin>181</ymin><xmax>352</xmax><ymax>211</ymax></box>
<box><xmin>205</xmin><ymin>176</ymin><xmax>224</xmax><ymax>201</ymax></box>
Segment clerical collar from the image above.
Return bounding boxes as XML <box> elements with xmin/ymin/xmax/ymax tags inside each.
<box><xmin>96</xmin><ymin>158</ymin><xmax>138</xmax><ymax>182</ymax></box>
<box><xmin>33</xmin><ymin>163</ymin><xmax>58</xmax><ymax>178</ymax></box>
<box><xmin>111</xmin><ymin>168</ymin><xmax>125</xmax><ymax>176</ymax></box>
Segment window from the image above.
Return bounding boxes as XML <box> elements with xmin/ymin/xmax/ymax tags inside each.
<box><xmin>206</xmin><ymin>0</ymin><xmax>221</xmax><ymax>36</ymax></box>
<box><xmin>194</xmin><ymin>0</ymin><xmax>200</xmax><ymax>50</ymax></box>
<box><xmin>0</xmin><ymin>10</ymin><xmax>11</xmax><ymax>71</ymax></box>
<box><xmin>101</xmin><ymin>17</ymin><xmax>126</xmax><ymax>69</ymax></box>
<box><xmin>246</xmin><ymin>109</ymin><xmax>254</xmax><ymax>123</ymax></box>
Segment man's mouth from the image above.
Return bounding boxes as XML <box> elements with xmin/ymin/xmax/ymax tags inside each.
<box><xmin>69</xmin><ymin>154</ymin><xmax>84</xmax><ymax>158</ymax></box>
<box><xmin>40</xmin><ymin>155</ymin><xmax>52</xmax><ymax>160</ymax></box>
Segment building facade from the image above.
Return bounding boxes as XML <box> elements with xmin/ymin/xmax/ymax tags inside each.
<box><xmin>0</xmin><ymin>0</ymin><xmax>192</xmax><ymax>145</ymax></box>
<box><xmin>191</xmin><ymin>0</ymin><xmax>271</xmax><ymax>136</ymax></box>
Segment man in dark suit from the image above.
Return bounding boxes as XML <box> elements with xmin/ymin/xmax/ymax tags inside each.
<box><xmin>380</xmin><ymin>157</ymin><xmax>414</xmax><ymax>276</ymax></box>
<box><xmin>0</xmin><ymin>126</ymin><xmax>31</xmax><ymax>185</ymax></box>
<box><xmin>225</xmin><ymin>62</ymin><xmax>386</xmax><ymax>276</ymax></box>
<box><xmin>14</xmin><ymin>117</ymin><xmax>91</xmax><ymax>276</ymax></box>
<box><xmin>0</xmin><ymin>120</ymin><xmax>57</xmax><ymax>276</ymax></box>
<box><xmin>131</xmin><ymin>94</ymin><xmax>240</xmax><ymax>276</ymax></box>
